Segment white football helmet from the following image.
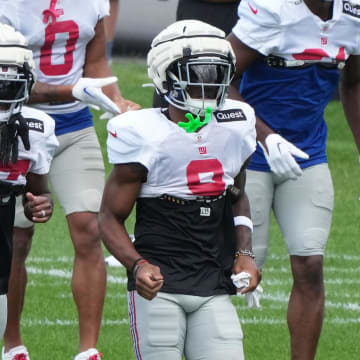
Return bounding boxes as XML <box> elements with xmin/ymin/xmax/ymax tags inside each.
<box><xmin>0</xmin><ymin>24</ymin><xmax>36</xmax><ymax>122</ymax></box>
<box><xmin>147</xmin><ymin>20</ymin><xmax>235</xmax><ymax>116</ymax></box>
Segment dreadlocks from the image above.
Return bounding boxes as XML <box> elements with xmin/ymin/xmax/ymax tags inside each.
<box><xmin>0</xmin><ymin>113</ymin><xmax>30</xmax><ymax>166</ymax></box>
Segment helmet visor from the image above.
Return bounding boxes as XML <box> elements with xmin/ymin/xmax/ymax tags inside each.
<box><xmin>0</xmin><ymin>78</ymin><xmax>26</xmax><ymax>102</ymax></box>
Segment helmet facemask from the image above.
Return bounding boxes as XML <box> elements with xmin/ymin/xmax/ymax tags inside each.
<box><xmin>0</xmin><ymin>65</ymin><xmax>30</xmax><ymax>123</ymax></box>
<box><xmin>165</xmin><ymin>55</ymin><xmax>233</xmax><ymax>116</ymax></box>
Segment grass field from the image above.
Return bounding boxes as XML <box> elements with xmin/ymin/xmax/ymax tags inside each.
<box><xmin>3</xmin><ymin>58</ymin><xmax>360</xmax><ymax>360</ymax></box>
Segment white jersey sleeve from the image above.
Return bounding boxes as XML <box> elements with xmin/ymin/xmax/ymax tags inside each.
<box><xmin>0</xmin><ymin>107</ymin><xmax>58</xmax><ymax>186</ymax></box>
<box><xmin>107</xmin><ymin>111</ymin><xmax>157</xmax><ymax>171</ymax></box>
<box><xmin>20</xmin><ymin>107</ymin><xmax>58</xmax><ymax>175</ymax></box>
<box><xmin>232</xmin><ymin>0</ymin><xmax>281</xmax><ymax>55</ymax></box>
<box><xmin>217</xmin><ymin>99</ymin><xmax>257</xmax><ymax>166</ymax></box>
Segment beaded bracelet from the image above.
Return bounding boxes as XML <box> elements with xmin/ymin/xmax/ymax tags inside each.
<box><xmin>234</xmin><ymin>249</ymin><xmax>256</xmax><ymax>260</ymax></box>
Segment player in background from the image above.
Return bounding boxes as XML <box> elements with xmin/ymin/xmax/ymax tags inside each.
<box><xmin>99</xmin><ymin>20</ymin><xmax>261</xmax><ymax>360</ymax></box>
<box><xmin>104</xmin><ymin>0</ymin><xmax>119</xmax><ymax>63</ymax></box>
<box><xmin>0</xmin><ymin>1</ymin><xmax>141</xmax><ymax>360</ymax></box>
<box><xmin>0</xmin><ymin>23</ymin><xmax>58</xmax><ymax>344</ymax></box>
<box><xmin>226</xmin><ymin>0</ymin><xmax>360</xmax><ymax>359</ymax></box>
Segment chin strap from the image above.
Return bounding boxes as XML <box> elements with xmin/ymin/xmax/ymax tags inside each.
<box><xmin>178</xmin><ymin>107</ymin><xmax>213</xmax><ymax>133</ymax></box>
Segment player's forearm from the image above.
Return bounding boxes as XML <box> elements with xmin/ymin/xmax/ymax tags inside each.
<box><xmin>232</xmin><ymin>193</ymin><xmax>253</xmax><ymax>251</ymax></box>
<box><xmin>84</xmin><ymin>58</ymin><xmax>123</xmax><ymax>103</ymax></box>
<box><xmin>98</xmin><ymin>212</ymin><xmax>142</xmax><ymax>270</ymax></box>
<box><xmin>28</xmin><ymin>82</ymin><xmax>75</xmax><ymax>104</ymax></box>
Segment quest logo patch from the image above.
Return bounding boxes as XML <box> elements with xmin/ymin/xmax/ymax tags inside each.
<box><xmin>343</xmin><ymin>0</ymin><xmax>360</xmax><ymax>18</ymax></box>
<box><xmin>26</xmin><ymin>118</ymin><xmax>44</xmax><ymax>133</ymax></box>
<box><xmin>214</xmin><ymin>109</ymin><xmax>247</xmax><ymax>122</ymax></box>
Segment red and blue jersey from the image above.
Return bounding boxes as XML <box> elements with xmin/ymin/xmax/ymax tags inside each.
<box><xmin>233</xmin><ymin>0</ymin><xmax>360</xmax><ymax>171</ymax></box>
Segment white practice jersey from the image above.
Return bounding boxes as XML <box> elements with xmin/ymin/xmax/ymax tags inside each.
<box><xmin>0</xmin><ymin>106</ymin><xmax>58</xmax><ymax>186</ymax></box>
<box><xmin>233</xmin><ymin>0</ymin><xmax>360</xmax><ymax>64</ymax></box>
<box><xmin>107</xmin><ymin>99</ymin><xmax>256</xmax><ymax>199</ymax></box>
<box><xmin>0</xmin><ymin>0</ymin><xmax>110</xmax><ymax>114</ymax></box>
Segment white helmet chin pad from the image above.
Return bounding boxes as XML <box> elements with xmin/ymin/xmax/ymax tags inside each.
<box><xmin>184</xmin><ymin>98</ymin><xmax>217</xmax><ymax>117</ymax></box>
<box><xmin>147</xmin><ymin>20</ymin><xmax>236</xmax><ymax>115</ymax></box>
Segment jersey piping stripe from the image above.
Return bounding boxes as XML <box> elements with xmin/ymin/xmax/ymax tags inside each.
<box><xmin>128</xmin><ymin>291</ymin><xmax>143</xmax><ymax>360</ymax></box>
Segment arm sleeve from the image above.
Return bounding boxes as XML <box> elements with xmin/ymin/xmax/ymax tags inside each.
<box><xmin>106</xmin><ymin>117</ymin><xmax>155</xmax><ymax>171</ymax></box>
<box><xmin>232</xmin><ymin>0</ymin><xmax>281</xmax><ymax>56</ymax></box>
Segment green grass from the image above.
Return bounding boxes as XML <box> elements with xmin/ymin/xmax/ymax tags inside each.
<box><xmin>3</xmin><ymin>58</ymin><xmax>360</xmax><ymax>360</ymax></box>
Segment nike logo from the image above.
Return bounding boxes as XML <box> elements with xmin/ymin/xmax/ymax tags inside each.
<box><xmin>248</xmin><ymin>2</ymin><xmax>258</xmax><ymax>14</ymax></box>
<box><xmin>83</xmin><ymin>87</ymin><xmax>94</xmax><ymax>98</ymax></box>
<box><xmin>109</xmin><ymin>130</ymin><xmax>117</xmax><ymax>138</ymax></box>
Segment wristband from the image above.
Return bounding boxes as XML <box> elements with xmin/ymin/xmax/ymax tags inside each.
<box><xmin>130</xmin><ymin>257</ymin><xmax>144</xmax><ymax>274</ymax></box>
<box><xmin>233</xmin><ymin>216</ymin><xmax>253</xmax><ymax>232</ymax></box>
<box><xmin>132</xmin><ymin>259</ymin><xmax>149</xmax><ymax>279</ymax></box>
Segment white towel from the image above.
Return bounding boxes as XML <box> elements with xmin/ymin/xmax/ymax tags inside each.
<box><xmin>231</xmin><ymin>272</ymin><xmax>263</xmax><ymax>309</ymax></box>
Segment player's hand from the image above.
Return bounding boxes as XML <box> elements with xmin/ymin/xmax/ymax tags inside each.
<box><xmin>24</xmin><ymin>192</ymin><xmax>53</xmax><ymax>223</ymax></box>
<box><xmin>232</xmin><ymin>255</ymin><xmax>261</xmax><ymax>293</ymax></box>
<box><xmin>258</xmin><ymin>134</ymin><xmax>309</xmax><ymax>179</ymax></box>
<box><xmin>98</xmin><ymin>96</ymin><xmax>141</xmax><ymax>120</ymax></box>
<box><xmin>116</xmin><ymin>98</ymin><xmax>141</xmax><ymax>114</ymax></box>
<box><xmin>72</xmin><ymin>77</ymin><xmax>121</xmax><ymax>114</ymax></box>
<box><xmin>135</xmin><ymin>263</ymin><xmax>164</xmax><ymax>300</ymax></box>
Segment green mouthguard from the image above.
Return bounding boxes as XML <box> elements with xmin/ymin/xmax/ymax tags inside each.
<box><xmin>178</xmin><ymin>107</ymin><xmax>213</xmax><ymax>133</ymax></box>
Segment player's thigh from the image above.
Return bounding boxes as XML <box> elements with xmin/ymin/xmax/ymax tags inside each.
<box><xmin>128</xmin><ymin>291</ymin><xmax>186</xmax><ymax>360</ymax></box>
<box><xmin>48</xmin><ymin>127</ymin><xmax>105</xmax><ymax>215</ymax></box>
<box><xmin>245</xmin><ymin>170</ymin><xmax>274</xmax><ymax>268</ymax></box>
<box><xmin>274</xmin><ymin>164</ymin><xmax>334</xmax><ymax>256</ymax></box>
<box><xmin>185</xmin><ymin>295</ymin><xmax>244</xmax><ymax>360</ymax></box>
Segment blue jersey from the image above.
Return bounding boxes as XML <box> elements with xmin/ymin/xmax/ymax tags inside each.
<box><xmin>233</xmin><ymin>0</ymin><xmax>360</xmax><ymax>171</ymax></box>
<box><xmin>49</xmin><ymin>107</ymin><xmax>93</xmax><ymax>136</ymax></box>
<box><xmin>240</xmin><ymin>61</ymin><xmax>339</xmax><ymax>171</ymax></box>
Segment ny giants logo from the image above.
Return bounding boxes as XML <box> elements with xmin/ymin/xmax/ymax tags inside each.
<box><xmin>198</xmin><ymin>146</ymin><xmax>207</xmax><ymax>155</ymax></box>
<box><xmin>343</xmin><ymin>0</ymin><xmax>360</xmax><ymax>18</ymax></box>
<box><xmin>200</xmin><ymin>207</ymin><xmax>211</xmax><ymax>217</ymax></box>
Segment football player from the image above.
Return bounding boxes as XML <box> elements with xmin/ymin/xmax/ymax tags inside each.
<box><xmin>99</xmin><ymin>20</ymin><xmax>261</xmax><ymax>360</ymax></box>
<box><xmin>227</xmin><ymin>0</ymin><xmax>360</xmax><ymax>359</ymax></box>
<box><xmin>0</xmin><ymin>23</ymin><xmax>57</xmax><ymax>344</ymax></box>
<box><xmin>0</xmin><ymin>1</ymin><xmax>140</xmax><ymax>360</ymax></box>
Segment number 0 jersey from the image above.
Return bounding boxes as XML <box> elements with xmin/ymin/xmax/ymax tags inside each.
<box><xmin>107</xmin><ymin>99</ymin><xmax>256</xmax><ymax>199</ymax></box>
<box><xmin>0</xmin><ymin>106</ymin><xmax>58</xmax><ymax>186</ymax></box>
<box><xmin>107</xmin><ymin>99</ymin><xmax>256</xmax><ymax>296</ymax></box>
<box><xmin>0</xmin><ymin>0</ymin><xmax>109</xmax><ymax>115</ymax></box>
<box><xmin>232</xmin><ymin>0</ymin><xmax>360</xmax><ymax>171</ymax></box>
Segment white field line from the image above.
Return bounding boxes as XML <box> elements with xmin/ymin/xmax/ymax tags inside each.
<box><xmin>266</xmin><ymin>254</ymin><xmax>360</xmax><ymax>261</ymax></box>
<box><xmin>20</xmin><ymin>316</ymin><xmax>360</xmax><ymax>327</ymax></box>
<box><xmin>22</xmin><ymin>318</ymin><xmax>129</xmax><ymax>327</ymax></box>
<box><xmin>26</xmin><ymin>267</ymin><xmax>127</xmax><ymax>284</ymax></box>
<box><xmin>27</xmin><ymin>253</ymin><xmax>360</xmax><ymax>264</ymax></box>
<box><xmin>27</xmin><ymin>265</ymin><xmax>360</xmax><ymax>288</ymax></box>
<box><xmin>266</xmin><ymin>266</ymin><xmax>360</xmax><ymax>273</ymax></box>
<box><xmin>26</xmin><ymin>266</ymin><xmax>360</xmax><ymax>312</ymax></box>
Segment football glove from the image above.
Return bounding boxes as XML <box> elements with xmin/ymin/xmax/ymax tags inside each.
<box><xmin>72</xmin><ymin>77</ymin><xmax>121</xmax><ymax>114</ymax></box>
<box><xmin>258</xmin><ymin>133</ymin><xmax>309</xmax><ymax>179</ymax></box>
